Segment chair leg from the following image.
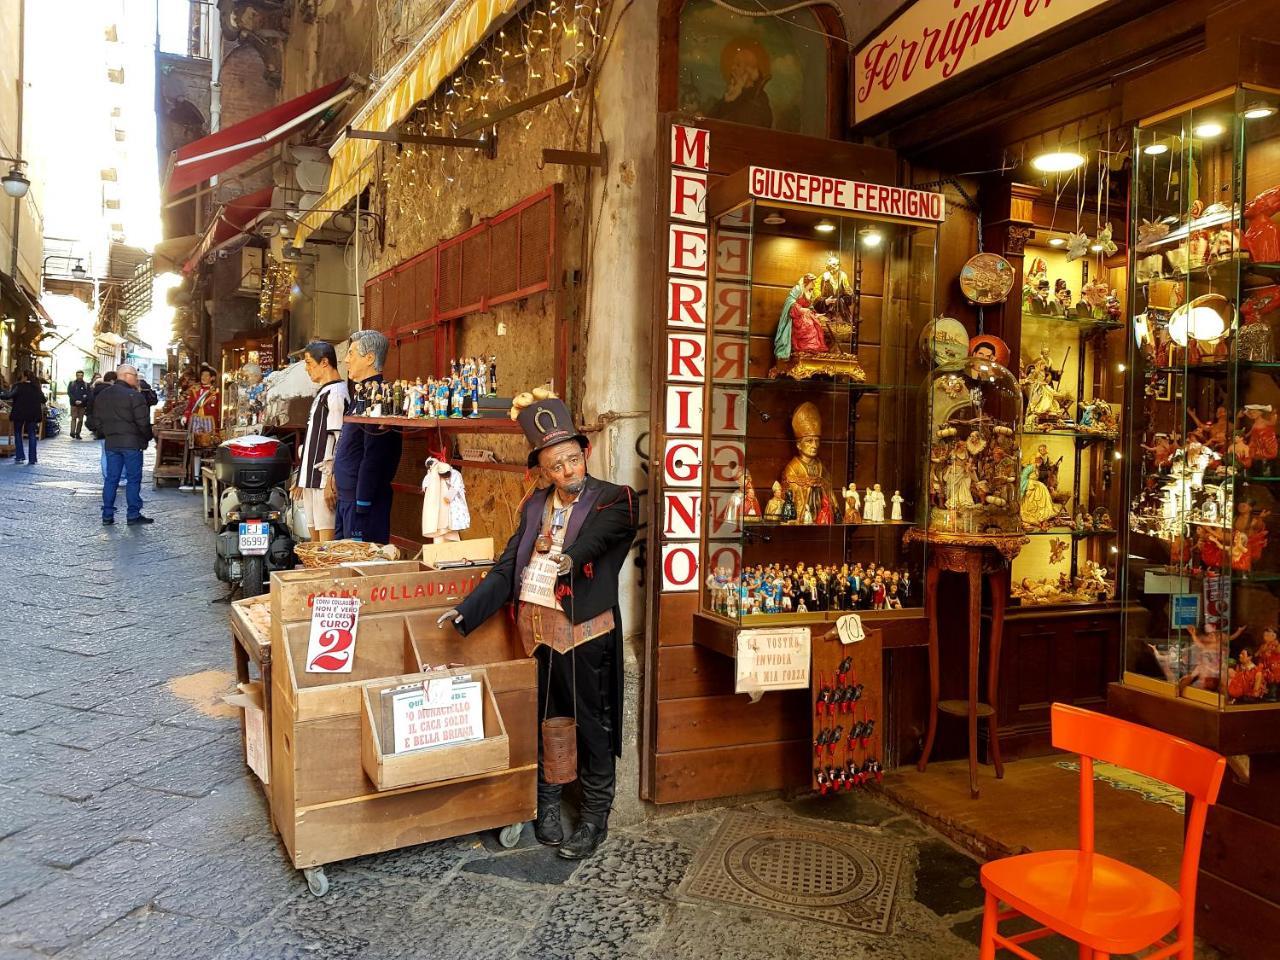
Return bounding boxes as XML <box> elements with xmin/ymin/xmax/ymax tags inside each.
<box><xmin>979</xmin><ymin>892</ymin><xmax>998</xmax><ymax>960</ymax></box>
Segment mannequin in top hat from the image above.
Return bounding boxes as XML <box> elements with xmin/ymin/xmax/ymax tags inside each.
<box><xmin>333</xmin><ymin>330</ymin><xmax>403</xmax><ymax>544</ymax></box>
<box><xmin>436</xmin><ymin>387</ymin><xmax>637</xmax><ymax>860</ymax></box>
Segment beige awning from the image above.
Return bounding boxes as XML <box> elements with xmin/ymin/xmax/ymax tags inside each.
<box><xmin>295</xmin><ymin>0</ymin><xmax>519</xmax><ymax>245</ymax></box>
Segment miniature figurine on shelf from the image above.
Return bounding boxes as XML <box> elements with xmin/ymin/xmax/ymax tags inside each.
<box><xmin>1257</xmin><ymin>626</ymin><xmax>1280</xmax><ymax>700</ymax></box>
<box><xmin>863</xmin><ymin>484</ymin><xmax>886</xmax><ymax>523</ymax></box>
<box><xmin>1240</xmin><ymin>184</ymin><xmax>1280</xmax><ymax>264</ymax></box>
<box><xmin>814</xmin><ymin>253</ymin><xmax>856</xmax><ymax>347</ymax></box>
<box><xmin>1081</xmin><ymin>278</ymin><xmax>1108</xmax><ymax>317</ymax></box>
<box><xmin>781</xmin><ymin>401</ymin><xmax>841</xmax><ymax>524</ymax></box>
<box><xmin>781</xmin><ymin>489</ymin><xmax>797</xmax><ymax>522</ymax></box>
<box><xmin>742</xmin><ymin>471</ymin><xmax>761</xmax><ymax>521</ymax></box>
<box><xmin>1021</xmin><ymin>347</ymin><xmax>1074</xmax><ymax>430</ymax></box>
<box><xmin>843</xmin><ymin>483</ymin><xmax>862</xmax><ymax>523</ymax></box>
<box><xmin>1179</xmin><ymin>625</ymin><xmax>1246</xmax><ymax>694</ymax></box>
<box><xmin>487</xmin><ymin>355</ymin><xmax>498</xmax><ymax>396</ymax></box>
<box><xmin>1240</xmin><ymin>285</ymin><xmax>1280</xmax><ymax>362</ymax></box>
<box><xmin>1077</xmin><ymin>398</ymin><xmax>1119</xmax><ymax>436</ymax></box>
<box><xmin>774</xmin><ymin>273</ymin><xmax>827</xmax><ymax>359</ymax></box>
<box><xmin>1053</xmin><ymin>278</ymin><xmax>1073</xmax><ymax>317</ymax></box>
<box><xmin>1092</xmin><ymin>505</ymin><xmax>1113</xmax><ymax>530</ymax></box>
<box><xmin>1019</xmin><ymin>457</ymin><xmax>1056</xmax><ymax>529</ymax></box>
<box><xmin>1228</xmin><ymin>648</ymin><xmax>1266</xmax><ymax>702</ymax></box>
<box><xmin>1240</xmin><ymin>404</ymin><xmax>1279</xmax><ymax>475</ymax></box>
<box><xmin>764</xmin><ymin>481</ymin><xmax>786</xmax><ymax>520</ymax></box>
<box><xmin>1141</xmin><ymin>433</ymin><xmax>1178</xmax><ymax>472</ymax></box>
<box><xmin>1022</xmin><ymin>257</ymin><xmax>1050</xmax><ymax>315</ymax></box>
<box><xmin>891</xmin><ymin>490</ymin><xmax>904</xmax><ymax>522</ymax></box>
<box><xmin>1190</xmin><ymin>406</ymin><xmax>1231</xmax><ymax>454</ymax></box>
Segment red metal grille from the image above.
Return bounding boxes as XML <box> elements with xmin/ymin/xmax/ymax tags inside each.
<box><xmin>364</xmin><ymin>276</ymin><xmax>384</xmax><ymax>331</ymax></box>
<box><xmin>518</xmin><ymin>195</ymin><xmax>551</xmax><ymax>291</ymax></box>
<box><xmin>460</xmin><ymin>231</ymin><xmax>488</xmax><ymax>310</ymax></box>
<box><xmin>438</xmin><ymin>243</ymin><xmax>461</xmax><ymax>315</ymax></box>
<box><xmin>367</xmin><ymin>185</ymin><xmax>558</xmax><ymax>333</ymax></box>
<box><xmin>489</xmin><ymin>216</ymin><xmax>519</xmax><ymax>299</ymax></box>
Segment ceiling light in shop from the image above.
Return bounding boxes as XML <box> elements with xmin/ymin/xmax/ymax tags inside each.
<box><xmin>1031</xmin><ymin>151</ymin><xmax>1085</xmax><ymax>173</ymax></box>
<box><xmin>1244</xmin><ymin>103</ymin><xmax>1276</xmax><ymax>120</ymax></box>
<box><xmin>763</xmin><ymin>212</ymin><xmax>786</xmax><ymax>225</ymax></box>
<box><xmin>1090</xmin><ymin>243</ymin><xmax>1104</xmax><ymax>252</ymax></box>
<box><xmin>859</xmin><ymin>227</ymin><xmax>883</xmax><ymax>248</ymax></box>
<box><xmin>1143</xmin><ymin>142</ymin><xmax>1169</xmax><ymax>156</ymax></box>
<box><xmin>1048</xmin><ymin>237</ymin><xmax>1066</xmax><ymax>247</ymax></box>
<box><xmin>814</xmin><ymin>219</ymin><xmax>836</xmax><ymax>234</ymax></box>
<box><xmin>1193</xmin><ymin>121</ymin><xmax>1225</xmax><ymax>138</ymax></box>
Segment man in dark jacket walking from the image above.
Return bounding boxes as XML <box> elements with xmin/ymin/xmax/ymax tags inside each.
<box><xmin>67</xmin><ymin>371</ymin><xmax>90</xmax><ymax>439</ymax></box>
<box><xmin>437</xmin><ymin>392</ymin><xmax>637</xmax><ymax>860</ymax></box>
<box><xmin>94</xmin><ymin>364</ymin><xmax>154</xmax><ymax>525</ymax></box>
<box><xmin>4</xmin><ymin>371</ymin><xmax>46</xmax><ymax>464</ymax></box>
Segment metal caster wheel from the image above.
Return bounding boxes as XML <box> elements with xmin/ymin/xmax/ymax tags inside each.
<box><xmin>498</xmin><ymin>823</ymin><xmax>524</xmax><ymax>849</ymax></box>
<box><xmin>303</xmin><ymin>866</ymin><xmax>329</xmax><ymax>897</ymax></box>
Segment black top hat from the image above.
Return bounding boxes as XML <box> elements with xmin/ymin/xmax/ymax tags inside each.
<box><xmin>517</xmin><ymin>397</ymin><xmax>588</xmax><ymax>468</ymax></box>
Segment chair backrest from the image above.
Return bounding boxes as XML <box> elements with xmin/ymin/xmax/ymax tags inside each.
<box><xmin>1051</xmin><ymin>702</ymin><xmax>1226</xmax><ymax>803</ymax></box>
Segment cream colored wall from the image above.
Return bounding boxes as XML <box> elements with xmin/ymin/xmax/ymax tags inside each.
<box><xmin>0</xmin><ymin>0</ymin><xmax>43</xmax><ymax>294</ymax></box>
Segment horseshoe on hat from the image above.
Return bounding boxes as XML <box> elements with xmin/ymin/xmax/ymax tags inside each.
<box><xmin>534</xmin><ymin>408</ymin><xmax>559</xmax><ymax>433</ymax></box>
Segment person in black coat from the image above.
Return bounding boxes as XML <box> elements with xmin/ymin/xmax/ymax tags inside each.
<box><xmin>67</xmin><ymin>371</ymin><xmax>91</xmax><ymax>439</ymax></box>
<box><xmin>4</xmin><ymin>371</ymin><xmax>46</xmax><ymax>464</ymax></box>
<box><xmin>86</xmin><ymin>371</ymin><xmax>117</xmax><ymax>438</ymax></box>
<box><xmin>93</xmin><ymin>365</ymin><xmax>154</xmax><ymax>525</ymax></box>
<box><xmin>333</xmin><ymin>330</ymin><xmax>402</xmax><ymax>544</ymax></box>
<box><xmin>437</xmin><ymin>394</ymin><xmax>637</xmax><ymax>860</ymax></box>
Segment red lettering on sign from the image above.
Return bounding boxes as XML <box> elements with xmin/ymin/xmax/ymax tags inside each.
<box><xmin>670</xmin><ymin>170</ymin><xmax>707</xmax><ymax>222</ymax></box>
<box><xmin>663</xmin><ymin>439</ymin><xmax>702</xmax><ymax>486</ymax></box>
<box><xmin>664</xmin><ymin>493</ymin><xmax>701</xmax><ymax>538</ymax></box>
<box><xmin>669</xmin><ymin>225</ymin><xmax>708</xmax><ymax>275</ymax></box>
<box><xmin>667</xmin><ymin>334</ymin><xmax>705</xmax><ymax>381</ymax></box>
<box><xmin>665</xmin><ymin>385</ymin><xmax>700</xmax><ymax>433</ymax></box>
<box><xmin>710</xmin><ymin>441</ymin><xmax>743</xmax><ymax>484</ymax></box>
<box><xmin>668</xmin><ymin>278</ymin><xmax>707</xmax><ymax>328</ymax></box>
<box><xmin>713</xmin><ymin>339</ymin><xmax>747</xmax><ymax>381</ymax></box>
<box><xmin>661</xmin><ymin>544</ymin><xmax>698</xmax><ymax>590</ymax></box>
<box><xmin>671</xmin><ymin>124</ymin><xmax>709</xmax><ymax>171</ymax></box>
<box><xmin>714</xmin><ymin>284</ymin><xmax>748</xmax><ymax>331</ymax></box>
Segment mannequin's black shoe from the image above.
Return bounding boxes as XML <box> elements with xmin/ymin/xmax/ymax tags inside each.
<box><xmin>557</xmin><ymin>822</ymin><xmax>607</xmax><ymax>860</ymax></box>
<box><xmin>534</xmin><ymin>806</ymin><xmax>563</xmax><ymax>846</ymax></box>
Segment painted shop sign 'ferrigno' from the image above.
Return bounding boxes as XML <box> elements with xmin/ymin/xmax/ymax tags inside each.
<box><xmin>853</xmin><ymin>0</ymin><xmax>1112</xmax><ymax>123</ymax></box>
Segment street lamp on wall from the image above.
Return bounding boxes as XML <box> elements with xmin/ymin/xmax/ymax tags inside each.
<box><xmin>0</xmin><ymin>156</ymin><xmax>30</xmax><ymax>199</ymax></box>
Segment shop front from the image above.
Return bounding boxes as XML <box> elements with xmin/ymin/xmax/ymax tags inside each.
<box><xmin>646</xmin><ymin>0</ymin><xmax>1280</xmax><ymax>955</ymax></box>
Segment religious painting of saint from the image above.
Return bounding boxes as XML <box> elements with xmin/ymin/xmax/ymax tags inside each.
<box><xmin>677</xmin><ymin>0</ymin><xmax>829</xmax><ymax>137</ymax></box>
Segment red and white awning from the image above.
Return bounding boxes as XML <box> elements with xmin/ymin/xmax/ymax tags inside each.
<box><xmin>164</xmin><ymin>78</ymin><xmax>354</xmax><ymax>195</ymax></box>
<box><xmin>182</xmin><ymin>186</ymin><xmax>275</xmax><ymax>274</ymax></box>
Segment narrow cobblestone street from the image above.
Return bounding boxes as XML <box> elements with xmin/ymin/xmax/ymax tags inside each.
<box><xmin>0</xmin><ymin>434</ymin><xmax>1099</xmax><ymax>960</ymax></box>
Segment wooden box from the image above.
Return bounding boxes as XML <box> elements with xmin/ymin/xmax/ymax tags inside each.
<box><xmin>267</xmin><ymin>560</ymin><xmax>489</xmax><ymax>649</ymax></box>
<box><xmin>361</xmin><ymin>668</ymin><xmax>508</xmax><ymax>790</ymax></box>
<box><xmin>269</xmin><ymin>604</ymin><xmax>536</xmax><ymax>870</ymax></box>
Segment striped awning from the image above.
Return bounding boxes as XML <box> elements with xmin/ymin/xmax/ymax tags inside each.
<box><xmin>295</xmin><ymin>0</ymin><xmax>519</xmax><ymax>244</ymax></box>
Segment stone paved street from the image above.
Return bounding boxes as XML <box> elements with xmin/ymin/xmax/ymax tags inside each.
<box><xmin>0</xmin><ymin>434</ymin><xmax>1173</xmax><ymax>959</ymax></box>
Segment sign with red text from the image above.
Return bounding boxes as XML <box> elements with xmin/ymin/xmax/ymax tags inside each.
<box><xmin>853</xmin><ymin>0</ymin><xmax>1111</xmax><ymax>123</ymax></box>
<box><xmin>660</xmin><ymin>542</ymin><xmax>699</xmax><ymax>592</ymax></box>
<box><xmin>749</xmin><ymin>166</ymin><xmax>945</xmax><ymax>222</ymax></box>
<box><xmin>389</xmin><ymin>677</ymin><xmax>484</xmax><ymax>753</ymax></box>
<box><xmin>736</xmin><ymin>627</ymin><xmax>811</xmax><ymax>695</ymax></box>
<box><xmin>305</xmin><ymin>596</ymin><xmax>361</xmax><ymax>673</ymax></box>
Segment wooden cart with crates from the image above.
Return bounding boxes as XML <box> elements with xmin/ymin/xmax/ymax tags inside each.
<box><xmin>153</xmin><ymin>428</ymin><xmax>189</xmax><ymax>487</ymax></box>
<box><xmin>264</xmin><ymin>560</ymin><xmax>536</xmax><ymax>896</ymax></box>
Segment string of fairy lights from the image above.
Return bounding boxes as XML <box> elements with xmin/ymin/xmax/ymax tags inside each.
<box><xmin>378</xmin><ymin>0</ymin><xmax>611</xmax><ymax>222</ymax></box>
<box><xmin>258</xmin><ymin>258</ymin><xmax>296</xmax><ymax>324</ymax></box>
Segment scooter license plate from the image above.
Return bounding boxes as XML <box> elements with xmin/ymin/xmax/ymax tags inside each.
<box><xmin>238</xmin><ymin>521</ymin><xmax>270</xmax><ymax>555</ymax></box>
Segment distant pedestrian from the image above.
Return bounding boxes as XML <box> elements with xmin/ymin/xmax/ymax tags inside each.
<box><xmin>3</xmin><ymin>371</ymin><xmax>46</xmax><ymax>465</ymax></box>
<box><xmin>67</xmin><ymin>370</ymin><xmax>90</xmax><ymax>438</ymax></box>
<box><xmin>86</xmin><ymin>371</ymin><xmax>117</xmax><ymax>438</ymax></box>
<box><xmin>94</xmin><ymin>364</ymin><xmax>154</xmax><ymax>526</ymax></box>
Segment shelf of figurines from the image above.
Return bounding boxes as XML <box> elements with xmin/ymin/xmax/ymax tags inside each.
<box><xmin>1021</xmin><ymin>312</ymin><xmax>1125</xmax><ymax>335</ymax></box>
<box><xmin>345</xmin><ymin>414</ymin><xmax>523</xmax><ymax>434</ymax></box>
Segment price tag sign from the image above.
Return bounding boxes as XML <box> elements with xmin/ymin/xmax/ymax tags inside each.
<box><xmin>305</xmin><ymin>596</ymin><xmax>361</xmax><ymax>673</ymax></box>
<box><xmin>735</xmin><ymin>627</ymin><xmax>810</xmax><ymax>696</ymax></box>
<box><xmin>1172</xmin><ymin>593</ymin><xmax>1200</xmax><ymax>629</ymax></box>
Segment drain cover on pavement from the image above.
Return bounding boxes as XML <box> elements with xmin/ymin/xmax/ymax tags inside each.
<box><xmin>678</xmin><ymin>811</ymin><xmax>905</xmax><ymax>933</ymax></box>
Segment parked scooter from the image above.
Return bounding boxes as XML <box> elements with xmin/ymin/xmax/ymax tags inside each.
<box><xmin>213</xmin><ymin>435</ymin><xmax>295</xmax><ymax>597</ymax></box>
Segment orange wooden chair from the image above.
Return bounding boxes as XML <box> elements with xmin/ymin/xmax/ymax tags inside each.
<box><xmin>979</xmin><ymin>703</ymin><xmax>1226</xmax><ymax>960</ymax></box>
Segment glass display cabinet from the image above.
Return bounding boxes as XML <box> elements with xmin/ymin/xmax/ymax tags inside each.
<box><xmin>1009</xmin><ymin>235</ymin><xmax>1126</xmax><ymax>606</ymax></box>
<box><xmin>696</xmin><ymin>180</ymin><xmax>939</xmax><ymax>631</ymax></box>
<box><xmin>1120</xmin><ymin>87</ymin><xmax>1280</xmax><ymax>734</ymax></box>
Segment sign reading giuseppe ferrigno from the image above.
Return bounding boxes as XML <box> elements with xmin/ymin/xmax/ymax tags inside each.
<box><xmin>853</xmin><ymin>0</ymin><xmax>1113</xmax><ymax>123</ymax></box>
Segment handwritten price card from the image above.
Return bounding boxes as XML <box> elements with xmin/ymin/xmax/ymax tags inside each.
<box><xmin>735</xmin><ymin>626</ymin><xmax>811</xmax><ymax>695</ymax></box>
<box><xmin>305</xmin><ymin>596</ymin><xmax>361</xmax><ymax>673</ymax></box>
<box><xmin>390</xmin><ymin>679</ymin><xmax>484</xmax><ymax>754</ymax></box>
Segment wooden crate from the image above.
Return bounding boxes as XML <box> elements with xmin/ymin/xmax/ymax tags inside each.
<box><xmin>269</xmin><ymin>604</ymin><xmax>536</xmax><ymax>871</ymax></box>
<box><xmin>361</xmin><ymin>668</ymin><xmax>508</xmax><ymax>790</ymax></box>
<box><xmin>267</xmin><ymin>560</ymin><xmax>491</xmax><ymax>650</ymax></box>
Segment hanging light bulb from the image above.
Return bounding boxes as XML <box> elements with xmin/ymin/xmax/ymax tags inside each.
<box><xmin>1031</xmin><ymin>151</ymin><xmax>1086</xmax><ymax>173</ymax></box>
<box><xmin>1143</xmin><ymin>142</ymin><xmax>1169</xmax><ymax>156</ymax></box>
<box><xmin>814</xmin><ymin>219</ymin><xmax>835</xmax><ymax>234</ymax></box>
<box><xmin>859</xmin><ymin>227</ymin><xmax>883</xmax><ymax>247</ymax></box>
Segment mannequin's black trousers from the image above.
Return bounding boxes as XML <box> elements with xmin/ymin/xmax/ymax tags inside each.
<box><xmin>535</xmin><ymin>636</ymin><xmax>615</xmax><ymax>827</ymax></box>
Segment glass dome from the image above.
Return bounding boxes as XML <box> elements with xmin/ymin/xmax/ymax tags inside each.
<box><xmin>921</xmin><ymin>356</ymin><xmax>1024</xmax><ymax>535</ymax></box>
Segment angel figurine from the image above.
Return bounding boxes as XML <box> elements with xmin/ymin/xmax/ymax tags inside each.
<box><xmin>1065</xmin><ymin>231</ymin><xmax>1090</xmax><ymax>262</ymax></box>
<box><xmin>1095</xmin><ymin>222</ymin><xmax>1118</xmax><ymax>256</ymax></box>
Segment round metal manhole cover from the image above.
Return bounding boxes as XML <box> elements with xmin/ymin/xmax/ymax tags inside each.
<box><xmin>723</xmin><ymin>832</ymin><xmax>881</xmax><ymax>908</ymax></box>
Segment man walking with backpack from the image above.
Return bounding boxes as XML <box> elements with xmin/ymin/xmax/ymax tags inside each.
<box><xmin>94</xmin><ymin>364</ymin><xmax>154</xmax><ymax>525</ymax></box>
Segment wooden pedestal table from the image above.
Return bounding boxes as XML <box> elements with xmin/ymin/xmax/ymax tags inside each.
<box><xmin>904</xmin><ymin>529</ymin><xmax>1026</xmax><ymax>799</ymax></box>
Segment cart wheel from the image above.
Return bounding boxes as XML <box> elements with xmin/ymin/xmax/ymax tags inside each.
<box><xmin>303</xmin><ymin>866</ymin><xmax>329</xmax><ymax>897</ymax></box>
<box><xmin>498</xmin><ymin>823</ymin><xmax>524</xmax><ymax>849</ymax></box>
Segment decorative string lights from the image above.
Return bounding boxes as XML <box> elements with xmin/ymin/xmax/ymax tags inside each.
<box><xmin>377</xmin><ymin>0</ymin><xmax>610</xmax><ymax>229</ymax></box>
<box><xmin>258</xmin><ymin>258</ymin><xmax>296</xmax><ymax>324</ymax></box>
